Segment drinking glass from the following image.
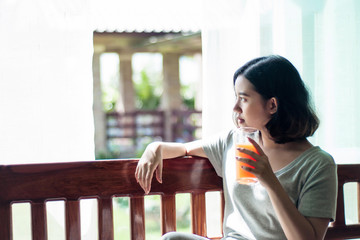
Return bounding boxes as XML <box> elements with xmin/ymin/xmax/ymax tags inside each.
<box><xmin>234</xmin><ymin>127</ymin><xmax>260</xmax><ymax>184</ymax></box>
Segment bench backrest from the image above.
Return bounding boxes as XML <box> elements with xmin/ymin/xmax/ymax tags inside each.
<box><xmin>327</xmin><ymin>164</ymin><xmax>360</xmax><ymax>239</ymax></box>
<box><xmin>0</xmin><ymin>157</ymin><xmax>359</xmax><ymax>239</ymax></box>
<box><xmin>0</xmin><ymin>157</ymin><xmax>223</xmax><ymax>240</ymax></box>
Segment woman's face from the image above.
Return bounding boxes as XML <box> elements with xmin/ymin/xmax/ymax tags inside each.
<box><xmin>233</xmin><ymin>75</ymin><xmax>272</xmax><ymax>131</ymax></box>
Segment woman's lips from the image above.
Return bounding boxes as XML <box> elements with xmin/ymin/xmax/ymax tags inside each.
<box><xmin>238</xmin><ymin>118</ymin><xmax>245</xmax><ymax>125</ymax></box>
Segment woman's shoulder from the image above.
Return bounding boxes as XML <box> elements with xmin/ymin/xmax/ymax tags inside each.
<box><xmin>301</xmin><ymin>146</ymin><xmax>336</xmax><ymax>168</ymax></box>
<box><xmin>210</xmin><ymin>128</ymin><xmax>235</xmax><ymax>143</ymax></box>
<box><xmin>202</xmin><ymin>128</ymin><xmax>234</xmax><ymax>149</ymax></box>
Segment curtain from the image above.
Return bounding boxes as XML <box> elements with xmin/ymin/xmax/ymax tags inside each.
<box><xmin>0</xmin><ymin>0</ymin><xmax>95</xmax><ymax>164</ymax></box>
<box><xmin>202</xmin><ymin>0</ymin><xmax>360</xmax><ymax>226</ymax></box>
<box><xmin>202</xmin><ymin>0</ymin><xmax>360</xmax><ymax>164</ymax></box>
<box><xmin>0</xmin><ymin>1</ymin><xmax>96</xmax><ymax>239</ymax></box>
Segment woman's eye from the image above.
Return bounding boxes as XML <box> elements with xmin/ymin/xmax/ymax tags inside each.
<box><xmin>236</xmin><ymin>96</ymin><xmax>246</xmax><ymax>102</ymax></box>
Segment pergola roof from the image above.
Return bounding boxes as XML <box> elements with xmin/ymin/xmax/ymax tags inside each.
<box><xmin>93</xmin><ymin>30</ymin><xmax>201</xmax><ymax>54</ymax></box>
<box><xmin>92</xmin><ymin>0</ymin><xmax>202</xmax><ymax>54</ymax></box>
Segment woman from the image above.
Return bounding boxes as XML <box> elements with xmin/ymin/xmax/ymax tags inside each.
<box><xmin>135</xmin><ymin>55</ymin><xmax>337</xmax><ymax>240</ymax></box>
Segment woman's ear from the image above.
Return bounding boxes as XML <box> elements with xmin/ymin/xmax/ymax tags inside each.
<box><xmin>267</xmin><ymin>97</ymin><xmax>278</xmax><ymax>114</ymax></box>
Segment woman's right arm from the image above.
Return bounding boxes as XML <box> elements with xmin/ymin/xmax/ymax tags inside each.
<box><xmin>135</xmin><ymin>140</ymin><xmax>206</xmax><ymax>194</ymax></box>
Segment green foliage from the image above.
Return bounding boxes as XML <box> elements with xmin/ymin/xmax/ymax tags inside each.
<box><xmin>181</xmin><ymin>83</ymin><xmax>195</xmax><ymax>109</ymax></box>
<box><xmin>102</xmin><ymin>92</ymin><xmax>117</xmax><ymax>113</ymax></box>
<box><xmin>95</xmin><ymin>150</ymin><xmax>120</xmax><ymax>160</ymax></box>
<box><xmin>101</xmin><ymin>77</ymin><xmax>120</xmax><ymax>113</ymax></box>
<box><xmin>115</xmin><ymin>197</ymin><xmax>129</xmax><ymax>207</ymax></box>
<box><xmin>134</xmin><ymin>69</ymin><xmax>195</xmax><ymax>110</ymax></box>
<box><xmin>134</xmin><ymin>70</ymin><xmax>161</xmax><ymax>110</ymax></box>
<box><xmin>182</xmin><ymin>96</ymin><xmax>195</xmax><ymax>109</ymax></box>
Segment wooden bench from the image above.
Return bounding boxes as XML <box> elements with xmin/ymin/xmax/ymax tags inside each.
<box><xmin>0</xmin><ymin>157</ymin><xmax>359</xmax><ymax>240</ymax></box>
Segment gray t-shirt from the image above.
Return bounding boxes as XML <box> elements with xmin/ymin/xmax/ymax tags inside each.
<box><xmin>202</xmin><ymin>129</ymin><xmax>337</xmax><ymax>240</ymax></box>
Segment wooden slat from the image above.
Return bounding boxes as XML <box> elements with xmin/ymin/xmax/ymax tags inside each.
<box><xmin>161</xmin><ymin>194</ymin><xmax>176</xmax><ymax>234</ymax></box>
<box><xmin>325</xmin><ymin>164</ymin><xmax>360</xmax><ymax>239</ymax></box>
<box><xmin>98</xmin><ymin>197</ymin><xmax>113</xmax><ymax>240</ymax></box>
<box><xmin>191</xmin><ymin>192</ymin><xmax>206</xmax><ymax>236</ymax></box>
<box><xmin>31</xmin><ymin>201</ymin><xmax>47</xmax><ymax>240</ymax></box>
<box><xmin>0</xmin><ymin>203</ymin><xmax>11</xmax><ymax>240</ymax></box>
<box><xmin>66</xmin><ymin>200</ymin><xmax>81</xmax><ymax>240</ymax></box>
<box><xmin>333</xmin><ymin>184</ymin><xmax>345</xmax><ymax>226</ymax></box>
<box><xmin>358</xmin><ymin>182</ymin><xmax>360</xmax><ymax>224</ymax></box>
<box><xmin>325</xmin><ymin>225</ymin><xmax>360</xmax><ymax>239</ymax></box>
<box><xmin>130</xmin><ymin>196</ymin><xmax>145</xmax><ymax>240</ymax></box>
<box><xmin>220</xmin><ymin>191</ymin><xmax>225</xmax><ymax>231</ymax></box>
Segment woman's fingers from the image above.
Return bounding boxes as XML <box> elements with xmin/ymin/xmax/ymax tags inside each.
<box><xmin>143</xmin><ymin>163</ymin><xmax>154</xmax><ymax>194</ymax></box>
<box><xmin>135</xmin><ymin>161</ymin><xmax>152</xmax><ymax>194</ymax></box>
<box><xmin>247</xmin><ymin>137</ymin><xmax>265</xmax><ymax>155</ymax></box>
<box><xmin>156</xmin><ymin>159</ymin><xmax>163</xmax><ymax>184</ymax></box>
<box><xmin>135</xmin><ymin>146</ymin><xmax>163</xmax><ymax>194</ymax></box>
<box><xmin>236</xmin><ymin>147</ymin><xmax>258</xmax><ymax>160</ymax></box>
<box><xmin>240</xmin><ymin>165</ymin><xmax>254</xmax><ymax>173</ymax></box>
<box><xmin>135</xmin><ymin>165</ymin><xmax>141</xmax><ymax>183</ymax></box>
<box><xmin>236</xmin><ymin>156</ymin><xmax>255</xmax><ymax>164</ymax></box>
<box><xmin>137</xmin><ymin>165</ymin><xmax>147</xmax><ymax>192</ymax></box>
<box><xmin>142</xmin><ymin>159</ymin><xmax>162</xmax><ymax>194</ymax></box>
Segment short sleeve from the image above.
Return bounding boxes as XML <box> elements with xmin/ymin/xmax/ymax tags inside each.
<box><xmin>298</xmin><ymin>163</ymin><xmax>338</xmax><ymax>221</ymax></box>
<box><xmin>202</xmin><ymin>129</ymin><xmax>233</xmax><ymax>178</ymax></box>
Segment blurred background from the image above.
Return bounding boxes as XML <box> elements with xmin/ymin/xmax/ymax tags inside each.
<box><xmin>1</xmin><ymin>0</ymin><xmax>359</xmax><ymax>239</ymax></box>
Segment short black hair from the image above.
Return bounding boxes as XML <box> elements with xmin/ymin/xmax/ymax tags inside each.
<box><xmin>233</xmin><ymin>55</ymin><xmax>319</xmax><ymax>144</ymax></box>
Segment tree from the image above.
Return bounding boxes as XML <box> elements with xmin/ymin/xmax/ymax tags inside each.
<box><xmin>134</xmin><ymin>70</ymin><xmax>161</xmax><ymax>110</ymax></box>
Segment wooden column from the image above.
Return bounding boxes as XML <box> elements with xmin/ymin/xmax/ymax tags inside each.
<box><xmin>117</xmin><ymin>53</ymin><xmax>135</xmax><ymax>113</ymax></box>
<box><xmin>161</xmin><ymin>53</ymin><xmax>182</xmax><ymax>141</ymax></box>
<box><xmin>93</xmin><ymin>51</ymin><xmax>107</xmax><ymax>157</ymax></box>
<box><xmin>117</xmin><ymin>53</ymin><xmax>136</xmax><ymax>141</ymax></box>
<box><xmin>194</xmin><ymin>53</ymin><xmax>203</xmax><ymax>111</ymax></box>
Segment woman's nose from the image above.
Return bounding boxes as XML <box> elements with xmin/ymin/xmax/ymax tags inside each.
<box><xmin>233</xmin><ymin>102</ymin><xmax>242</xmax><ymax>113</ymax></box>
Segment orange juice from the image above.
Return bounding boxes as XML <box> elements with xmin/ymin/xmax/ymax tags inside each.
<box><xmin>235</xmin><ymin>144</ymin><xmax>258</xmax><ymax>184</ymax></box>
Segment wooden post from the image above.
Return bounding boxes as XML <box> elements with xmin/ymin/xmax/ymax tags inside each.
<box><xmin>161</xmin><ymin>53</ymin><xmax>182</xmax><ymax>141</ymax></box>
<box><xmin>117</xmin><ymin>53</ymin><xmax>135</xmax><ymax>113</ymax></box>
<box><xmin>93</xmin><ymin>51</ymin><xmax>107</xmax><ymax>156</ymax></box>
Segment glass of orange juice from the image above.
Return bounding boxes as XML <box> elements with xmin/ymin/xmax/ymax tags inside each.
<box><xmin>234</xmin><ymin>127</ymin><xmax>260</xmax><ymax>184</ymax></box>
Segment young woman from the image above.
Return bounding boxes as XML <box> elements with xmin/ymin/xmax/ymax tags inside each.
<box><xmin>135</xmin><ymin>55</ymin><xmax>337</xmax><ymax>240</ymax></box>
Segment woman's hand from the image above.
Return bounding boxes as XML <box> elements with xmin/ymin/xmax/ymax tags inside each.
<box><xmin>236</xmin><ymin>137</ymin><xmax>276</xmax><ymax>188</ymax></box>
<box><xmin>134</xmin><ymin>141</ymin><xmax>205</xmax><ymax>194</ymax></box>
<box><xmin>135</xmin><ymin>142</ymin><xmax>163</xmax><ymax>194</ymax></box>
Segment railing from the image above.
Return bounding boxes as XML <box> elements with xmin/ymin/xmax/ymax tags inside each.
<box><xmin>107</xmin><ymin>110</ymin><xmax>166</xmax><ymax>140</ymax></box>
<box><xmin>106</xmin><ymin>110</ymin><xmax>202</xmax><ymax>156</ymax></box>
<box><xmin>1</xmin><ymin>158</ymin><xmax>359</xmax><ymax>239</ymax></box>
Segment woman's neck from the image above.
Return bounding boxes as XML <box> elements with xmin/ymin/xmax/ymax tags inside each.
<box><xmin>260</xmin><ymin>132</ymin><xmax>313</xmax><ymax>172</ymax></box>
<box><xmin>260</xmin><ymin>131</ymin><xmax>312</xmax><ymax>151</ymax></box>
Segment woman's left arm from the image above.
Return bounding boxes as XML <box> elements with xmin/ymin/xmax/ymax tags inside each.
<box><xmin>266</xmin><ymin>178</ymin><xmax>330</xmax><ymax>239</ymax></box>
<box><xmin>238</xmin><ymin>138</ymin><xmax>330</xmax><ymax>240</ymax></box>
